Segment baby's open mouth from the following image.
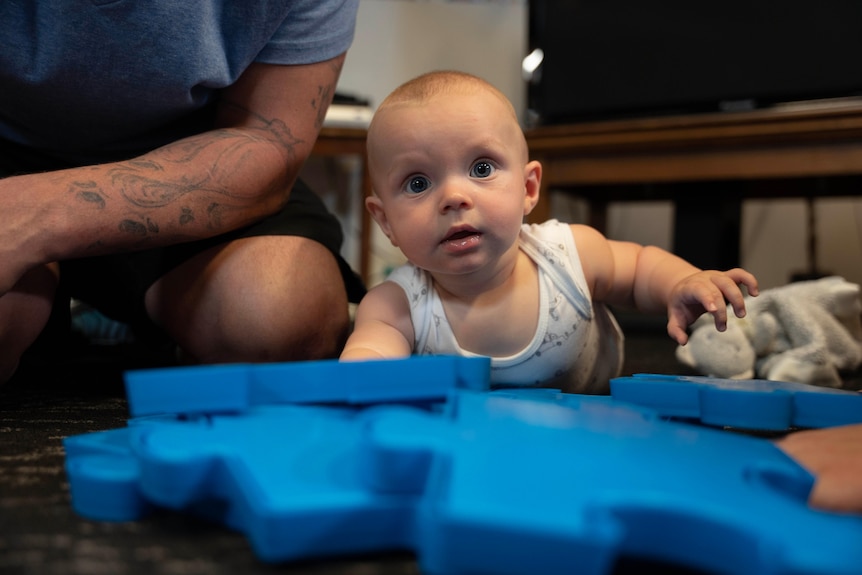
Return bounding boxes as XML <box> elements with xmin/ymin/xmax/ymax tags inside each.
<box><xmin>443</xmin><ymin>230</ymin><xmax>480</xmax><ymax>242</ymax></box>
<box><xmin>440</xmin><ymin>228</ymin><xmax>482</xmax><ymax>251</ymax></box>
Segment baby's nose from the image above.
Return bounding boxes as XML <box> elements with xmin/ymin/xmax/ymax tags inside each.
<box><xmin>439</xmin><ymin>181</ymin><xmax>472</xmax><ymax>212</ymax></box>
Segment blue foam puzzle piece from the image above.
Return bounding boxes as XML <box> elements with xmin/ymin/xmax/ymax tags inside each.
<box><xmin>64</xmin><ymin>389</ymin><xmax>862</xmax><ymax>575</ymax></box>
<box><xmin>124</xmin><ymin>355</ymin><xmax>491</xmax><ymax>417</ymax></box>
<box><xmin>610</xmin><ymin>373</ymin><xmax>862</xmax><ymax>430</ymax></box>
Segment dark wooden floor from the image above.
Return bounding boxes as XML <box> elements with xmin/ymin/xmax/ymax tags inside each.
<box><xmin>0</xmin><ymin>322</ymin><xmax>843</xmax><ymax>575</ymax></box>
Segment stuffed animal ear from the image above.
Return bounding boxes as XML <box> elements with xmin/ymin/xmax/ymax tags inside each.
<box><xmin>816</xmin><ymin>278</ymin><xmax>862</xmax><ymax>341</ymax></box>
<box><xmin>810</xmin><ymin>276</ymin><xmax>861</xmax><ymax>318</ymax></box>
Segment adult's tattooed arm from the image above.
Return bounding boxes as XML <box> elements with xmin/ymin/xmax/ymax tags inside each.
<box><xmin>0</xmin><ymin>54</ymin><xmax>345</xmax><ymax>296</ymax></box>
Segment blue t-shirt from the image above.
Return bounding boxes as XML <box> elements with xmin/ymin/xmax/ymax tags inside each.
<box><xmin>0</xmin><ymin>0</ymin><xmax>358</xmax><ymax>167</ymax></box>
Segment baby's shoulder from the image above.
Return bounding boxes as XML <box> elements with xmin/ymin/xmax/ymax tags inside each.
<box><xmin>384</xmin><ymin>263</ymin><xmax>433</xmax><ymax>297</ymax></box>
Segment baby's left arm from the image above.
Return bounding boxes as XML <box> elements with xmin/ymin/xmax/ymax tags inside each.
<box><xmin>571</xmin><ymin>224</ymin><xmax>759</xmax><ymax>345</ymax></box>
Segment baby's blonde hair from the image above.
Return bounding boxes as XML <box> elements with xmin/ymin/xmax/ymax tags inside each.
<box><xmin>368</xmin><ymin>70</ymin><xmax>522</xmax><ymax>162</ymax></box>
<box><xmin>375</xmin><ymin>70</ymin><xmax>516</xmax><ymax>116</ymax></box>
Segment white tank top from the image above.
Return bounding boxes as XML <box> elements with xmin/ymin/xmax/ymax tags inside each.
<box><xmin>386</xmin><ymin>220</ymin><xmax>625</xmax><ymax>393</ymax></box>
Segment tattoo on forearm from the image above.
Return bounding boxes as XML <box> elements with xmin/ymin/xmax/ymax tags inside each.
<box><xmin>67</xmin><ymin>94</ymin><xmax>314</xmax><ymax>244</ymax></box>
<box><xmin>70</xmin><ymin>181</ymin><xmax>107</xmax><ymax>209</ymax></box>
<box><xmin>207</xmin><ymin>203</ymin><xmax>225</xmax><ymax>227</ymax></box>
<box><xmin>315</xmin><ymin>58</ymin><xmax>344</xmax><ymax>128</ymax></box>
<box><xmin>109</xmin><ymin>158</ymin><xmax>198</xmax><ymax>209</ymax></box>
<box><xmin>118</xmin><ymin>219</ymin><xmax>148</xmax><ymax>236</ymax></box>
<box><xmin>312</xmin><ymin>83</ymin><xmax>335</xmax><ymax>129</ymax></box>
<box><xmin>117</xmin><ymin>215</ymin><xmax>159</xmax><ymax>236</ymax></box>
<box><xmin>179</xmin><ymin>207</ymin><xmax>194</xmax><ymax>225</ymax></box>
<box><xmin>101</xmin><ymin>121</ymin><xmax>299</xmax><ymax>239</ymax></box>
<box><xmin>216</xmin><ymin>100</ymin><xmax>305</xmax><ymax>160</ymax></box>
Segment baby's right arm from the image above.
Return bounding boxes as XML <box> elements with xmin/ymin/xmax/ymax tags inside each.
<box><xmin>340</xmin><ymin>282</ymin><xmax>415</xmax><ymax>360</ymax></box>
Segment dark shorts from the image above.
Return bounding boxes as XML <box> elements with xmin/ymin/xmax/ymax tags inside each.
<box><xmin>1</xmin><ymin>135</ymin><xmax>365</xmax><ymax>343</ymax></box>
<box><xmin>56</xmin><ymin>178</ymin><xmax>366</xmax><ymax>339</ymax></box>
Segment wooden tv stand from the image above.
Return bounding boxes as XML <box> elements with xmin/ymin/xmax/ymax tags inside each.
<box><xmin>525</xmin><ymin>99</ymin><xmax>862</xmax><ymax>269</ymax></box>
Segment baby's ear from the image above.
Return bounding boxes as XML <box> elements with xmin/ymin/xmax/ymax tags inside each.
<box><xmin>522</xmin><ymin>160</ymin><xmax>542</xmax><ymax>216</ymax></box>
<box><xmin>365</xmin><ymin>194</ymin><xmax>399</xmax><ymax>247</ymax></box>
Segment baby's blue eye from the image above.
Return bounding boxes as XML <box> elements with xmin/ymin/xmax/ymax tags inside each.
<box><xmin>470</xmin><ymin>161</ymin><xmax>494</xmax><ymax>178</ymax></box>
<box><xmin>406</xmin><ymin>175</ymin><xmax>431</xmax><ymax>194</ymax></box>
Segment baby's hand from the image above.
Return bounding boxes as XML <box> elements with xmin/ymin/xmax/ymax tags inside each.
<box><xmin>666</xmin><ymin>268</ymin><xmax>759</xmax><ymax>345</ymax></box>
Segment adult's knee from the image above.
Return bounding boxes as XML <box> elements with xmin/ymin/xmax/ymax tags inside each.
<box><xmin>146</xmin><ymin>236</ymin><xmax>350</xmax><ymax>365</ymax></box>
<box><xmin>249</xmin><ymin>283</ymin><xmax>349</xmax><ymax>361</ymax></box>
<box><xmin>186</xmin><ymin>269</ymin><xmax>349</xmax><ymax>363</ymax></box>
<box><xmin>219</xmin><ymin>274</ymin><xmax>349</xmax><ymax>361</ymax></box>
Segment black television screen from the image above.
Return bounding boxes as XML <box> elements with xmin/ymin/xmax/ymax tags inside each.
<box><xmin>527</xmin><ymin>0</ymin><xmax>862</xmax><ymax>124</ymax></box>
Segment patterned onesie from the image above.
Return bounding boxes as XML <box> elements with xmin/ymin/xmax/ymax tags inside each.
<box><xmin>386</xmin><ymin>219</ymin><xmax>625</xmax><ymax>393</ymax></box>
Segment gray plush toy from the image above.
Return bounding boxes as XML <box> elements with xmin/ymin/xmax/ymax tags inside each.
<box><xmin>676</xmin><ymin>276</ymin><xmax>862</xmax><ymax>388</ymax></box>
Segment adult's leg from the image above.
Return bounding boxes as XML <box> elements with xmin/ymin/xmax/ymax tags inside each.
<box><xmin>144</xmin><ymin>235</ymin><xmax>350</xmax><ymax>363</ymax></box>
<box><xmin>0</xmin><ymin>264</ymin><xmax>59</xmax><ymax>384</ymax></box>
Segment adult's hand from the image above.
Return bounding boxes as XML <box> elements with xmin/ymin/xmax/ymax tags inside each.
<box><xmin>776</xmin><ymin>423</ymin><xmax>862</xmax><ymax>514</ymax></box>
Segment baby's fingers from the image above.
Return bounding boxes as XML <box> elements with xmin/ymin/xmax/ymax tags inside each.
<box><xmin>712</xmin><ymin>272</ymin><xmax>749</xmax><ymax>319</ymax></box>
<box><xmin>707</xmin><ymin>297</ymin><xmax>730</xmax><ymax>332</ymax></box>
<box><xmin>666</xmin><ymin>315</ymin><xmax>690</xmax><ymax>346</ymax></box>
<box><xmin>724</xmin><ymin>267</ymin><xmax>760</xmax><ymax>297</ymax></box>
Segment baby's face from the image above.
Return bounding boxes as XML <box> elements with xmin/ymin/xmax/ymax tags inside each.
<box><xmin>366</xmin><ymin>89</ymin><xmax>536</xmax><ymax>277</ymax></box>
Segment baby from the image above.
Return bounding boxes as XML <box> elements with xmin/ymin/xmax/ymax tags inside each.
<box><xmin>341</xmin><ymin>70</ymin><xmax>758</xmax><ymax>393</ymax></box>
